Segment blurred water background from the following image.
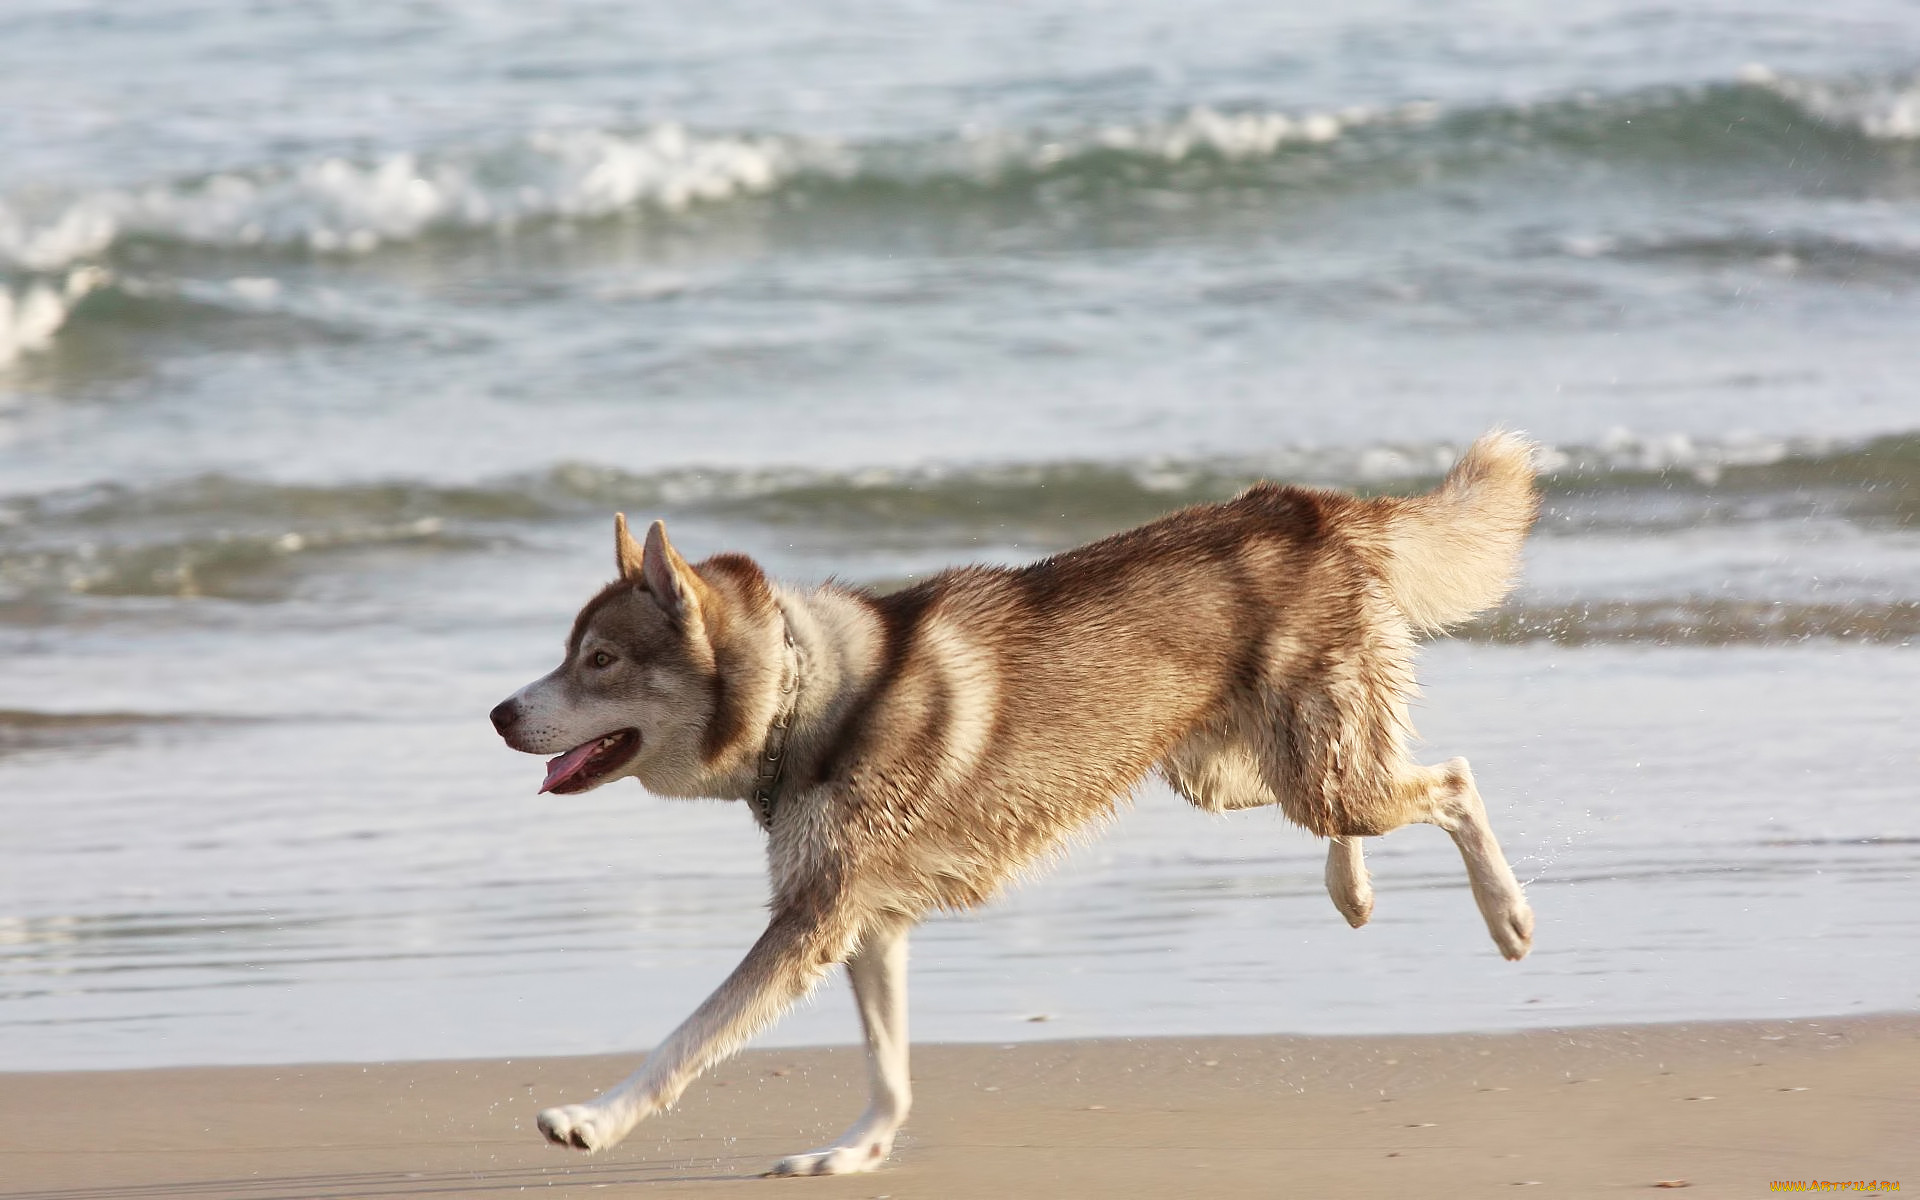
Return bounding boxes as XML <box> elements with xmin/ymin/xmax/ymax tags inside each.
<box><xmin>2</xmin><ymin>1</ymin><xmax>1916</xmax><ymax>1070</ymax></box>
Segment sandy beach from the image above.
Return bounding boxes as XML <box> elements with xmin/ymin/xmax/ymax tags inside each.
<box><xmin>6</xmin><ymin>1013</ymin><xmax>1913</xmax><ymax>1199</ymax></box>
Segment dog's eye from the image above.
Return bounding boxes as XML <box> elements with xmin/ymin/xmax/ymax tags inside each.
<box><xmin>591</xmin><ymin>651</ymin><xmax>614</xmax><ymax>669</ymax></box>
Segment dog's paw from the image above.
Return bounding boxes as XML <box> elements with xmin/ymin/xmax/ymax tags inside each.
<box><xmin>1324</xmin><ymin>839</ymin><xmax>1373</xmax><ymax>929</ymax></box>
<box><xmin>1491</xmin><ymin>899</ymin><xmax>1534</xmax><ymax>961</ymax></box>
<box><xmin>1330</xmin><ymin>879</ymin><xmax>1374</xmax><ymax>928</ymax></box>
<box><xmin>537</xmin><ymin>1103</ymin><xmax>623</xmax><ymax>1153</ymax></box>
<box><xmin>766</xmin><ymin>1139</ymin><xmax>893</xmax><ymax>1177</ymax></box>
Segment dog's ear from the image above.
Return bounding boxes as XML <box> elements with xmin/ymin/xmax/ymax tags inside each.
<box><xmin>613</xmin><ymin>513</ymin><xmax>646</xmax><ymax>580</ymax></box>
<box><xmin>640</xmin><ymin>520</ymin><xmax>705</xmax><ymax>626</ymax></box>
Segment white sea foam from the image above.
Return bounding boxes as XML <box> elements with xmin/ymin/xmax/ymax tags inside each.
<box><xmin>31</xmin><ymin>81</ymin><xmax>1869</xmax><ymax>281</ymax></box>
<box><xmin>1743</xmin><ymin>65</ymin><xmax>1920</xmax><ymax>140</ymax></box>
<box><xmin>0</xmin><ymin>203</ymin><xmax>118</xmax><ymax>273</ymax></box>
<box><xmin>0</xmin><ymin>106</ymin><xmax>1373</xmax><ymax>274</ymax></box>
<box><xmin>0</xmin><ymin>268</ymin><xmax>107</xmax><ymax>368</ymax></box>
<box><xmin>0</xmin><ymin>125</ymin><xmax>816</xmax><ymax>272</ymax></box>
<box><xmin>2</xmin><ymin>67</ymin><xmax>1906</xmax><ymax>290</ymax></box>
<box><xmin>1091</xmin><ymin>104</ymin><xmax>1369</xmax><ymax>161</ymax></box>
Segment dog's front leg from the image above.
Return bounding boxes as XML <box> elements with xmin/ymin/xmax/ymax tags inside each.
<box><xmin>767</xmin><ymin>914</ymin><xmax>913</xmax><ymax>1177</ymax></box>
<box><xmin>536</xmin><ymin>902</ymin><xmax>862</xmax><ymax>1154</ymax></box>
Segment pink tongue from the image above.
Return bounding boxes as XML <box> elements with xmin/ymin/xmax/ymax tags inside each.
<box><xmin>541</xmin><ymin>740</ymin><xmax>603</xmax><ymax>794</ymax></box>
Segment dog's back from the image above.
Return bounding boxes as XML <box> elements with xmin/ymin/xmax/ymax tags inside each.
<box><xmin>798</xmin><ymin>433</ymin><xmax>1539</xmax><ymax>907</ymax></box>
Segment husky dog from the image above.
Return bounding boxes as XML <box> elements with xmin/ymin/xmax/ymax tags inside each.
<box><xmin>489</xmin><ymin>431</ymin><xmax>1538</xmax><ymax>1176</ymax></box>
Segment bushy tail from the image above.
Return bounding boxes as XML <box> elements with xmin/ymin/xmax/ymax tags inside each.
<box><xmin>1360</xmin><ymin>431</ymin><xmax>1539</xmax><ymax>633</ymax></box>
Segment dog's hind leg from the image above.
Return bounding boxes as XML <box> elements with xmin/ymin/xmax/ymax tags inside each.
<box><xmin>1400</xmin><ymin>757</ymin><xmax>1533</xmax><ymax>961</ymax></box>
<box><xmin>768</xmin><ymin>915</ymin><xmax>913</xmax><ymax>1177</ymax></box>
<box><xmin>1324</xmin><ymin>837</ymin><xmax>1374</xmax><ymax>928</ymax></box>
<box><xmin>535</xmin><ymin>895</ymin><xmax>864</xmax><ymax>1154</ymax></box>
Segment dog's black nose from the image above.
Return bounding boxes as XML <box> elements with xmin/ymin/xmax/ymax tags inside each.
<box><xmin>489</xmin><ymin>700</ymin><xmax>519</xmax><ymax>735</ymax></box>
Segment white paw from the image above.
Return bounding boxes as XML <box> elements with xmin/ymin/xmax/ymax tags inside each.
<box><xmin>1491</xmin><ymin>898</ymin><xmax>1534</xmax><ymax>961</ymax></box>
<box><xmin>766</xmin><ymin>1138</ymin><xmax>894</xmax><ymax>1177</ymax></box>
<box><xmin>537</xmin><ymin>1103</ymin><xmax>625</xmax><ymax>1153</ymax></box>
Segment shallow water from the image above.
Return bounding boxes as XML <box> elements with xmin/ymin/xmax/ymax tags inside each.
<box><xmin>2</xmin><ymin>643</ymin><xmax>1913</xmax><ymax>1071</ymax></box>
<box><xmin>1</xmin><ymin>1</ymin><xmax>1917</xmax><ymax>1070</ymax></box>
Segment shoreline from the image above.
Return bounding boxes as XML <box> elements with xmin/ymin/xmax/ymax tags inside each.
<box><xmin>7</xmin><ymin>1013</ymin><xmax>1915</xmax><ymax>1198</ymax></box>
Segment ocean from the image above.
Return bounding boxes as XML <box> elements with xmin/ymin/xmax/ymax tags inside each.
<box><xmin>1</xmin><ymin>0</ymin><xmax>1916</xmax><ymax>1071</ymax></box>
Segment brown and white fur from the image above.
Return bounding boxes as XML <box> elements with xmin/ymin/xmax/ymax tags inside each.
<box><xmin>489</xmin><ymin>430</ymin><xmax>1540</xmax><ymax>1175</ymax></box>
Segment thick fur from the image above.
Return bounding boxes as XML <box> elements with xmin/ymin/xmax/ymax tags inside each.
<box><xmin>1347</xmin><ymin>430</ymin><xmax>1539</xmax><ymax>633</ymax></box>
<box><xmin>489</xmin><ymin>432</ymin><xmax>1540</xmax><ymax>1174</ymax></box>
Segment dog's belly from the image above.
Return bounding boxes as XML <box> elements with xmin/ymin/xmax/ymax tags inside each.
<box><xmin>1158</xmin><ymin>736</ymin><xmax>1277</xmax><ymax>813</ymax></box>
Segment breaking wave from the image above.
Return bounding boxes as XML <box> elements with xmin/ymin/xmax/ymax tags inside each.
<box><xmin>2</xmin><ymin>431</ymin><xmax>1913</xmax><ymax>628</ymax></box>
<box><xmin>0</xmin><ymin>515</ymin><xmax>473</xmax><ymax>602</ymax></box>
<box><xmin>3</xmin><ymin>69</ymin><xmax>1917</xmax><ymax>274</ymax></box>
<box><xmin>0</xmin><ymin>269</ymin><xmax>109</xmax><ymax>368</ymax></box>
<box><xmin>0</xmin><ymin>270</ymin><xmax>368</xmax><ymax>370</ymax></box>
<box><xmin>7</xmin><ymin>428</ymin><xmax>1914</xmax><ymax>532</ymax></box>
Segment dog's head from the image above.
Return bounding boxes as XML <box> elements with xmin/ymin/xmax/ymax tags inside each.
<box><xmin>490</xmin><ymin>515</ymin><xmax>781</xmax><ymax>798</ymax></box>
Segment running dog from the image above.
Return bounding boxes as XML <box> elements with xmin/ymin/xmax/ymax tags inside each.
<box><xmin>489</xmin><ymin>431</ymin><xmax>1539</xmax><ymax>1175</ymax></box>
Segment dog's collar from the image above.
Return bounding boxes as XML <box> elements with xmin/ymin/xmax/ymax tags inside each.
<box><xmin>749</xmin><ymin>617</ymin><xmax>801</xmax><ymax>831</ymax></box>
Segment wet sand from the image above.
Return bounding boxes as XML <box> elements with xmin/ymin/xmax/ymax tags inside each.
<box><xmin>5</xmin><ymin>1014</ymin><xmax>1914</xmax><ymax>1199</ymax></box>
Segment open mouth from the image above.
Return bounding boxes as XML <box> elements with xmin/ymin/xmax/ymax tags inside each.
<box><xmin>540</xmin><ymin>728</ymin><xmax>641</xmax><ymax>795</ymax></box>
